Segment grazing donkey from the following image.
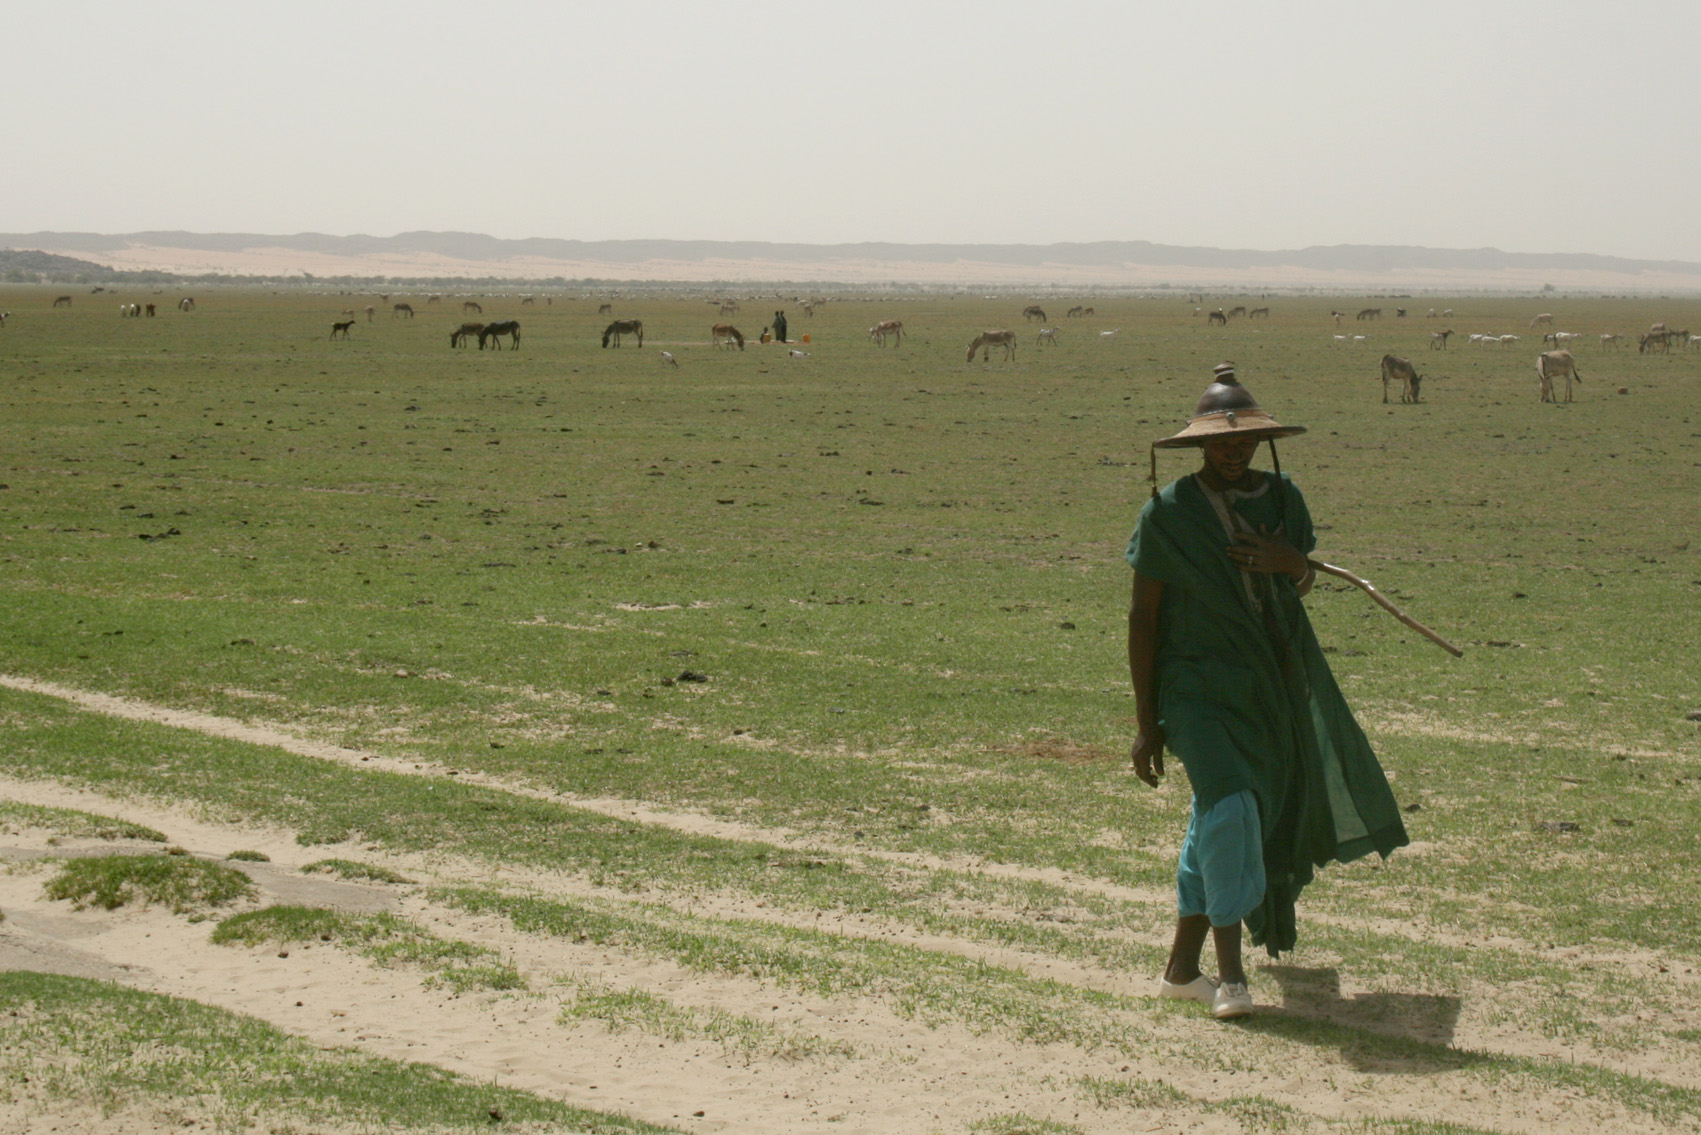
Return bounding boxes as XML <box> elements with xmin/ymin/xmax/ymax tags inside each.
<box><xmin>967</xmin><ymin>330</ymin><xmax>1017</xmax><ymax>362</ymax></box>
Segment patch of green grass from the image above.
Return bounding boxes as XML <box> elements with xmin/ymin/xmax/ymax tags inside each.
<box><xmin>0</xmin><ymin>799</ymin><xmax>165</xmax><ymax>842</ymax></box>
<box><xmin>561</xmin><ymin>978</ymin><xmax>854</xmax><ymax>1062</ymax></box>
<box><xmin>42</xmin><ymin>853</ymin><xmax>253</xmax><ymax>913</ymax></box>
<box><xmin>300</xmin><ymin>856</ymin><xmax>411</xmax><ymax>883</ymax></box>
<box><xmin>212</xmin><ymin>904</ymin><xmax>523</xmax><ymax>992</ymax></box>
<box><xmin>1075</xmin><ymin>1074</ymin><xmax>1192</xmax><ymax>1109</ymax></box>
<box><xmin>968</xmin><ymin>1114</ymin><xmax>1086</xmax><ymax>1135</ymax></box>
<box><xmin>224</xmin><ymin>848</ymin><xmax>269</xmax><ymax>861</ymax></box>
<box><xmin>0</xmin><ymin>971</ymin><xmax>678</xmax><ymax>1132</ymax></box>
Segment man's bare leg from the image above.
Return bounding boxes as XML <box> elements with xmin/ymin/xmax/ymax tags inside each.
<box><xmin>1164</xmin><ymin>914</ymin><xmax>1211</xmax><ymax>984</ymax></box>
<box><xmin>1212</xmin><ymin>922</ymin><xmax>1247</xmax><ymax>986</ymax></box>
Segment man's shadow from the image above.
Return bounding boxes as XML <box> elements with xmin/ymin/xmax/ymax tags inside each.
<box><xmin>1246</xmin><ymin>965</ymin><xmax>1471</xmax><ymax>1072</ymax></box>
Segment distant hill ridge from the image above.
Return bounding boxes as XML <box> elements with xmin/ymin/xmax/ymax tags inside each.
<box><xmin>4</xmin><ymin>230</ymin><xmax>1699</xmax><ymax>276</ymax></box>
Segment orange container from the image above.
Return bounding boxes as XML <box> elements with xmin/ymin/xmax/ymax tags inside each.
<box><xmin>801</xmin><ymin>334</ymin><xmax>811</xmax><ymax>344</ymax></box>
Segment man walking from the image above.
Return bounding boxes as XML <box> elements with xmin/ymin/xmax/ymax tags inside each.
<box><xmin>1126</xmin><ymin>363</ymin><xmax>1408</xmax><ymax>1019</ymax></box>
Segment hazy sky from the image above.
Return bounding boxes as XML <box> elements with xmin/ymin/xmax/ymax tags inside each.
<box><xmin>9</xmin><ymin>0</ymin><xmax>1697</xmax><ymax>261</ymax></box>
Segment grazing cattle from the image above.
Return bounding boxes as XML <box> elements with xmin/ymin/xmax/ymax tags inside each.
<box><xmin>520</xmin><ymin>296</ymin><xmax>535</xmax><ymax>306</ymax></box>
<box><xmin>450</xmin><ymin>322</ymin><xmax>484</xmax><ymax>348</ymax></box>
<box><xmin>868</xmin><ymin>319</ymin><xmax>902</xmax><ymax>347</ymax></box>
<box><xmin>1248</xmin><ymin>307</ymin><xmax>1269</xmax><ymax>319</ymax></box>
<box><xmin>1331</xmin><ymin>311</ymin><xmax>1344</xmax><ymax>327</ymax></box>
<box><xmin>331</xmin><ymin>320</ymin><xmax>355</xmax><ymax>339</ymax></box>
<box><xmin>379</xmin><ymin>295</ymin><xmax>390</xmax><ymax>304</ymax></box>
<box><xmin>1669</xmin><ymin>327</ymin><xmax>1691</xmax><ymax>345</ymax></box>
<box><xmin>53</xmin><ymin>295</ymin><xmax>73</xmax><ymax>308</ymax></box>
<box><xmin>1552</xmin><ymin>332</ymin><xmax>1580</xmax><ymax>349</ymax></box>
<box><xmin>1065</xmin><ymin>305</ymin><xmax>1085</xmax><ymax>318</ymax></box>
<box><xmin>1022</xmin><ymin>305</ymin><xmax>1047</xmax><ymax>322</ymax></box>
<box><xmin>801</xmin><ymin>301</ymin><xmax>816</xmax><ymax>317</ymax></box>
<box><xmin>393</xmin><ymin>303</ymin><xmax>414</xmax><ymax>318</ymax></box>
<box><xmin>1650</xmin><ymin>322</ymin><xmax>1668</xmax><ymax>333</ymax></box>
<box><xmin>967</xmin><ymin>329</ymin><xmax>1017</xmax><ymax>361</ymax></box>
<box><xmin>1530</xmin><ymin>313</ymin><xmax>1554</xmax><ymax>329</ymax></box>
<box><xmin>1498</xmin><ymin>334</ymin><xmax>1520</xmax><ymax>346</ymax></box>
<box><xmin>365</xmin><ymin>305</ymin><xmax>376</xmax><ymax>322</ymax></box>
<box><xmin>1228</xmin><ymin>305</ymin><xmax>1247</xmax><ymax>319</ymax></box>
<box><xmin>144</xmin><ymin>303</ymin><xmax>155</xmax><ymax>317</ymax></box>
<box><xmin>718</xmin><ymin>300</ymin><xmax>740</xmax><ymax>315</ymax></box>
<box><xmin>1430</xmin><ymin>329</ymin><xmax>1453</xmax><ymax>350</ymax></box>
<box><xmin>1395</xmin><ymin>308</ymin><xmax>1407</xmax><ymax>318</ymax></box>
<box><xmin>0</xmin><ymin>312</ymin><xmax>8</xmax><ymax>326</ymax></box>
<box><xmin>1036</xmin><ymin>326</ymin><xmax>1061</xmax><ymax>347</ymax></box>
<box><xmin>597</xmin><ymin>302</ymin><xmax>613</xmax><ymax>315</ymax></box>
<box><xmin>602</xmin><ymin>319</ymin><xmax>643</xmax><ymax>348</ymax></box>
<box><xmin>1427</xmin><ymin>308</ymin><xmax>1438</xmax><ymax>318</ymax></box>
<box><xmin>1351</xmin><ymin>335</ymin><xmax>1369</xmax><ymax>347</ymax></box>
<box><xmin>478</xmin><ymin>320</ymin><xmax>521</xmax><ymax>350</ymax></box>
<box><xmin>1099</xmin><ymin>328</ymin><xmax>1120</xmax><ymax>340</ymax></box>
<box><xmin>1379</xmin><ymin>354</ymin><xmax>1422</xmax><ymax>404</ymax></box>
<box><xmin>1207</xmin><ymin>309</ymin><xmax>1228</xmax><ymax>326</ymax></box>
<box><xmin>660</xmin><ymin>350</ymin><xmax>678</xmax><ymax>367</ymax></box>
<box><xmin>178</xmin><ymin>297</ymin><xmax>195</xmax><ymax>311</ymax></box>
<box><xmin>1443</xmin><ymin>309</ymin><xmax>1454</xmax><ymax>318</ymax></box>
<box><xmin>1600</xmin><ymin>333</ymin><xmax>1623</xmax><ymax>348</ymax></box>
<box><xmin>1536</xmin><ymin>350</ymin><xmax>1580</xmax><ymax>402</ymax></box>
<box><xmin>1356</xmin><ymin>308</ymin><xmax>1381</xmax><ymax>321</ymax></box>
<box><xmin>1331</xmin><ymin>335</ymin><xmax>1350</xmax><ymax>347</ymax></box>
<box><xmin>1082</xmin><ymin>306</ymin><xmax>1095</xmax><ymax>316</ymax></box>
<box><xmin>1639</xmin><ymin>331</ymin><xmax>1670</xmax><ymax>354</ymax></box>
<box><xmin>463</xmin><ymin>300</ymin><xmax>483</xmax><ymax>315</ymax></box>
<box><xmin>711</xmin><ymin>323</ymin><xmax>745</xmax><ymax>349</ymax></box>
<box><xmin>426</xmin><ymin>294</ymin><xmax>441</xmax><ymax>304</ymax></box>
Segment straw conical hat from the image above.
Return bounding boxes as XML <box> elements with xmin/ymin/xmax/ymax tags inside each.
<box><xmin>1151</xmin><ymin>363</ymin><xmax>1307</xmax><ymax>449</ymax></box>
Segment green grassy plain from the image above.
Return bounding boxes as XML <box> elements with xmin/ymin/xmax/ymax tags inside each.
<box><xmin>1</xmin><ymin>284</ymin><xmax>1698</xmax><ymax>1133</ymax></box>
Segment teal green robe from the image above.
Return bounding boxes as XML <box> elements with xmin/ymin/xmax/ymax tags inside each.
<box><xmin>1127</xmin><ymin>473</ymin><xmax>1408</xmax><ymax>955</ymax></box>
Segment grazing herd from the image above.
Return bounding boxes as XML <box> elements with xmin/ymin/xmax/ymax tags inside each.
<box><xmin>23</xmin><ymin>293</ymin><xmax>1691</xmax><ymax>408</ymax></box>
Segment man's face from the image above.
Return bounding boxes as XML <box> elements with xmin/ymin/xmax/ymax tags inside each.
<box><xmin>1200</xmin><ymin>436</ymin><xmax>1260</xmax><ymax>486</ymax></box>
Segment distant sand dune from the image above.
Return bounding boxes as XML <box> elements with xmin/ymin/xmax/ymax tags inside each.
<box><xmin>8</xmin><ymin>231</ymin><xmax>1701</xmax><ymax>291</ymax></box>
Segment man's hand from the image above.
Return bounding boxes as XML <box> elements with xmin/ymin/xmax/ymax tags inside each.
<box><xmin>1131</xmin><ymin>728</ymin><xmax>1166</xmax><ymax>788</ymax></box>
<box><xmin>1229</xmin><ymin>526</ymin><xmax>1308</xmax><ymax>581</ymax></box>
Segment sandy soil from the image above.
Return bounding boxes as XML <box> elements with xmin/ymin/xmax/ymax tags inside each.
<box><xmin>2</xmin><ymin>676</ymin><xmax>1696</xmax><ymax>1134</ymax></box>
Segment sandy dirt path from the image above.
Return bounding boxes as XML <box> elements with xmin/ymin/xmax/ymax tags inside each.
<box><xmin>2</xmin><ymin>675</ymin><xmax>1697</xmax><ymax>1133</ymax></box>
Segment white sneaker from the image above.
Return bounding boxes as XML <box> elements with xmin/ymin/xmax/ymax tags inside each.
<box><xmin>1212</xmin><ymin>981</ymin><xmax>1254</xmax><ymax>1020</ymax></box>
<box><xmin>1157</xmin><ymin>974</ymin><xmax>1218</xmax><ymax>1005</ymax></box>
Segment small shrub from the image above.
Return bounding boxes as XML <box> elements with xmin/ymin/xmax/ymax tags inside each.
<box><xmin>44</xmin><ymin>855</ymin><xmax>256</xmax><ymax>914</ymax></box>
<box><xmin>226</xmin><ymin>849</ymin><xmax>270</xmax><ymax>862</ymax></box>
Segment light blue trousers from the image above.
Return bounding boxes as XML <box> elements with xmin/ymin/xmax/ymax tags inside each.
<box><xmin>1176</xmin><ymin>789</ymin><xmax>1265</xmax><ymax>928</ymax></box>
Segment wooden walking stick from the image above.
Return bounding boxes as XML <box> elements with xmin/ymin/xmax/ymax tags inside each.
<box><xmin>1267</xmin><ymin>438</ymin><xmax>1462</xmax><ymax>659</ymax></box>
<box><xmin>1307</xmin><ymin>559</ymin><xmax>1464</xmax><ymax>658</ymax></box>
